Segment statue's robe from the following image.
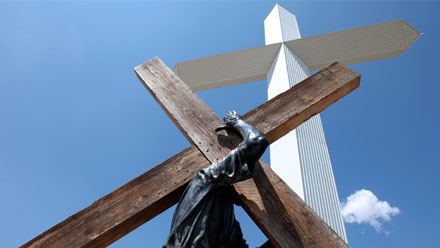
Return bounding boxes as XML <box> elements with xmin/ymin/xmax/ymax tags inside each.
<box><xmin>164</xmin><ymin>132</ymin><xmax>268</xmax><ymax>248</ymax></box>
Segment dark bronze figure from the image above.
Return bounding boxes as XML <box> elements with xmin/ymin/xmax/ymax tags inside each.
<box><xmin>164</xmin><ymin>111</ymin><xmax>269</xmax><ymax>248</ymax></box>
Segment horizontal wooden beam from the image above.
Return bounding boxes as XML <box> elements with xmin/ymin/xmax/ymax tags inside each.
<box><xmin>22</xmin><ymin>147</ymin><xmax>205</xmax><ymax>248</ymax></box>
<box><xmin>23</xmin><ymin>59</ymin><xmax>359</xmax><ymax>248</ymax></box>
<box><xmin>136</xmin><ymin>57</ymin><xmax>357</xmax><ymax>247</ymax></box>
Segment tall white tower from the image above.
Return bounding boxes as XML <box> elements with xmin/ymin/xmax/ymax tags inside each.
<box><xmin>264</xmin><ymin>4</ymin><xmax>348</xmax><ymax>241</ymax></box>
<box><xmin>174</xmin><ymin>3</ymin><xmax>420</xmax><ymax>242</ymax></box>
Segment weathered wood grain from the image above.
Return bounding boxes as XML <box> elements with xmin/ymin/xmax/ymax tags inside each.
<box><xmin>135</xmin><ymin>57</ymin><xmax>357</xmax><ymax>247</ymax></box>
<box><xmin>23</xmin><ymin>57</ymin><xmax>359</xmax><ymax>248</ymax></box>
<box><xmin>22</xmin><ymin>148</ymin><xmax>207</xmax><ymax>248</ymax></box>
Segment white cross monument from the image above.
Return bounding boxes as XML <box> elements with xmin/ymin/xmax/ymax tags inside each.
<box><xmin>173</xmin><ymin>4</ymin><xmax>421</xmax><ymax>242</ymax></box>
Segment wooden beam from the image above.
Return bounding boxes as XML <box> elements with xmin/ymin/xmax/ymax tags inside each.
<box><xmin>22</xmin><ymin>58</ymin><xmax>359</xmax><ymax>248</ymax></box>
<box><xmin>22</xmin><ymin>147</ymin><xmax>207</xmax><ymax>248</ymax></box>
<box><xmin>135</xmin><ymin>57</ymin><xmax>358</xmax><ymax>247</ymax></box>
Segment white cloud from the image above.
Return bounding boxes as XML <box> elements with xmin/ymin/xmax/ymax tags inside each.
<box><xmin>341</xmin><ymin>189</ymin><xmax>400</xmax><ymax>232</ymax></box>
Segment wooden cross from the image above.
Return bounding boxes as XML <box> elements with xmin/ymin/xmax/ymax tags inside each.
<box><xmin>22</xmin><ymin>57</ymin><xmax>360</xmax><ymax>248</ymax></box>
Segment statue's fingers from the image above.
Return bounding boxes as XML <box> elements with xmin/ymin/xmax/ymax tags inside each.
<box><xmin>215</xmin><ymin>125</ymin><xmax>228</xmax><ymax>132</ymax></box>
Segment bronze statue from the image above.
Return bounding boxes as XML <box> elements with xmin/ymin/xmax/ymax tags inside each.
<box><xmin>164</xmin><ymin>111</ymin><xmax>269</xmax><ymax>248</ymax></box>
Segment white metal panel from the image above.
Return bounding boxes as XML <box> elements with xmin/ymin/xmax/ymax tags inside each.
<box><xmin>265</xmin><ymin>4</ymin><xmax>348</xmax><ymax>242</ymax></box>
<box><xmin>296</xmin><ymin>114</ymin><xmax>348</xmax><ymax>242</ymax></box>
<box><xmin>264</xmin><ymin>4</ymin><xmax>284</xmax><ymax>45</ymax></box>
<box><xmin>284</xmin><ymin>45</ymin><xmax>348</xmax><ymax>242</ymax></box>
<box><xmin>173</xmin><ymin>43</ymin><xmax>281</xmax><ymax>91</ymax></box>
<box><xmin>278</xmin><ymin>4</ymin><xmax>301</xmax><ymax>41</ymax></box>
<box><xmin>264</xmin><ymin>4</ymin><xmax>301</xmax><ymax>44</ymax></box>
<box><xmin>174</xmin><ymin>19</ymin><xmax>420</xmax><ymax>91</ymax></box>
<box><xmin>286</xmin><ymin>20</ymin><xmax>421</xmax><ymax>71</ymax></box>
<box><xmin>267</xmin><ymin>47</ymin><xmax>305</xmax><ymax>200</ymax></box>
<box><xmin>265</xmin><ymin>4</ymin><xmax>305</xmax><ymax>200</ymax></box>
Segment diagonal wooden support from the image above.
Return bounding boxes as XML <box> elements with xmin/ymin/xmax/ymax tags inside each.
<box><xmin>135</xmin><ymin>57</ymin><xmax>356</xmax><ymax>247</ymax></box>
<box><xmin>22</xmin><ymin>58</ymin><xmax>359</xmax><ymax>248</ymax></box>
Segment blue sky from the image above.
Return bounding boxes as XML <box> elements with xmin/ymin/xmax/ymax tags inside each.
<box><xmin>0</xmin><ymin>1</ymin><xmax>439</xmax><ymax>247</ymax></box>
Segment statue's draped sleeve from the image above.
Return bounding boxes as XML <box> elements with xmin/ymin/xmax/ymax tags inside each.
<box><xmin>164</xmin><ymin>120</ymin><xmax>268</xmax><ymax>248</ymax></box>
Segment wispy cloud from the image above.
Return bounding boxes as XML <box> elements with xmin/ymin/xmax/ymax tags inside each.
<box><xmin>341</xmin><ymin>189</ymin><xmax>400</xmax><ymax>232</ymax></box>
